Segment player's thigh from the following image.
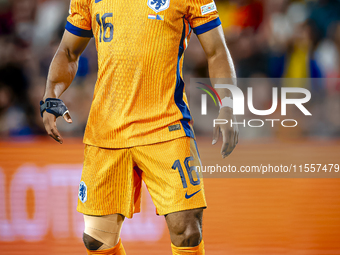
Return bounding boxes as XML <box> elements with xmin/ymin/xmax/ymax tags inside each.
<box><xmin>133</xmin><ymin>137</ymin><xmax>206</xmax><ymax>216</ymax></box>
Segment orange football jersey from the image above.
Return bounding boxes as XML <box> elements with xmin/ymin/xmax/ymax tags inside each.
<box><xmin>66</xmin><ymin>0</ymin><xmax>221</xmax><ymax>148</ymax></box>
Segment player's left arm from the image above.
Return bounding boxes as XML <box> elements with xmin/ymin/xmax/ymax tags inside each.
<box><xmin>197</xmin><ymin>25</ymin><xmax>238</xmax><ymax>158</ymax></box>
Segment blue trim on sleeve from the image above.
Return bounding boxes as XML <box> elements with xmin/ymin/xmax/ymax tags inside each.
<box><xmin>193</xmin><ymin>18</ymin><xmax>222</xmax><ymax>35</ymax></box>
<box><xmin>65</xmin><ymin>21</ymin><xmax>93</xmax><ymax>38</ymax></box>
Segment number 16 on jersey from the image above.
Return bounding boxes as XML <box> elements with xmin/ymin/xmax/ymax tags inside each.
<box><xmin>96</xmin><ymin>13</ymin><xmax>113</xmax><ymax>42</ymax></box>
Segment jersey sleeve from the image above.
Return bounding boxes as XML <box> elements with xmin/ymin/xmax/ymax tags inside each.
<box><xmin>186</xmin><ymin>0</ymin><xmax>221</xmax><ymax>35</ymax></box>
<box><xmin>65</xmin><ymin>0</ymin><xmax>93</xmax><ymax>37</ymax></box>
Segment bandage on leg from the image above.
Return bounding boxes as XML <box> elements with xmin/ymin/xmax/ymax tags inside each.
<box><xmin>84</xmin><ymin>214</ymin><xmax>125</xmax><ymax>250</ymax></box>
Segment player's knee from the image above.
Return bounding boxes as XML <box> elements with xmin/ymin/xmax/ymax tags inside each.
<box><xmin>175</xmin><ymin>225</ymin><xmax>202</xmax><ymax>247</ymax></box>
<box><xmin>83</xmin><ymin>214</ymin><xmax>124</xmax><ymax>250</ymax></box>
<box><xmin>168</xmin><ymin>218</ymin><xmax>202</xmax><ymax>247</ymax></box>
<box><xmin>182</xmin><ymin>227</ymin><xmax>202</xmax><ymax>247</ymax></box>
<box><xmin>166</xmin><ymin>208</ymin><xmax>203</xmax><ymax>247</ymax></box>
<box><xmin>83</xmin><ymin>232</ymin><xmax>104</xmax><ymax>251</ymax></box>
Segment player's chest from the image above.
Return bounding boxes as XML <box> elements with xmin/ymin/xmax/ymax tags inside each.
<box><xmin>90</xmin><ymin>0</ymin><xmax>186</xmax><ymax>24</ymax></box>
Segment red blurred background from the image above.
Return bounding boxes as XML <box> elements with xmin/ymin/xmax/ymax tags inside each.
<box><xmin>1</xmin><ymin>138</ymin><xmax>340</xmax><ymax>255</ymax></box>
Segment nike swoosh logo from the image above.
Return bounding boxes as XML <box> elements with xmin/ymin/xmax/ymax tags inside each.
<box><xmin>185</xmin><ymin>189</ymin><xmax>201</xmax><ymax>199</ymax></box>
<box><xmin>95</xmin><ymin>0</ymin><xmax>102</xmax><ymax>3</ymax></box>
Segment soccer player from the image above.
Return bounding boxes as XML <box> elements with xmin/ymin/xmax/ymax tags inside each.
<box><xmin>41</xmin><ymin>0</ymin><xmax>238</xmax><ymax>254</ymax></box>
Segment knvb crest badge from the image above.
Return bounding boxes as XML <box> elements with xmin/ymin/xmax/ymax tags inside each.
<box><xmin>147</xmin><ymin>0</ymin><xmax>170</xmax><ymax>13</ymax></box>
<box><xmin>78</xmin><ymin>181</ymin><xmax>87</xmax><ymax>203</ymax></box>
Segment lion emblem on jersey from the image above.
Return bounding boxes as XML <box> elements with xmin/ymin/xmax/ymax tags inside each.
<box><xmin>147</xmin><ymin>0</ymin><xmax>170</xmax><ymax>13</ymax></box>
<box><xmin>78</xmin><ymin>181</ymin><xmax>87</xmax><ymax>203</ymax></box>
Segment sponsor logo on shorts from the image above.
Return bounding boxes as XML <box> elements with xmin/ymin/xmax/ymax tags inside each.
<box><xmin>201</xmin><ymin>2</ymin><xmax>216</xmax><ymax>15</ymax></box>
<box><xmin>168</xmin><ymin>124</ymin><xmax>181</xmax><ymax>132</ymax></box>
<box><xmin>185</xmin><ymin>189</ymin><xmax>201</xmax><ymax>199</ymax></box>
<box><xmin>78</xmin><ymin>181</ymin><xmax>87</xmax><ymax>203</ymax></box>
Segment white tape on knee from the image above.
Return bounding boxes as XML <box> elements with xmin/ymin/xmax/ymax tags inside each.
<box><xmin>84</xmin><ymin>215</ymin><xmax>123</xmax><ymax>248</ymax></box>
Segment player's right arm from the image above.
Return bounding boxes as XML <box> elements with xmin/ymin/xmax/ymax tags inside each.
<box><xmin>42</xmin><ymin>0</ymin><xmax>92</xmax><ymax>144</ymax></box>
<box><xmin>42</xmin><ymin>31</ymin><xmax>90</xmax><ymax>144</ymax></box>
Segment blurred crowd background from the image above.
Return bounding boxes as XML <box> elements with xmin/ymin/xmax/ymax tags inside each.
<box><xmin>0</xmin><ymin>0</ymin><xmax>340</xmax><ymax>139</ymax></box>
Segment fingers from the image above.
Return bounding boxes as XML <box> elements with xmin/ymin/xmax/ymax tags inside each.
<box><xmin>235</xmin><ymin>130</ymin><xmax>239</xmax><ymax>145</ymax></box>
<box><xmin>63</xmin><ymin>111</ymin><xmax>73</xmax><ymax>123</ymax></box>
<box><xmin>221</xmin><ymin>128</ymin><xmax>237</xmax><ymax>158</ymax></box>
<box><xmin>212</xmin><ymin>125</ymin><xmax>219</xmax><ymax>145</ymax></box>
<box><xmin>50</xmin><ymin>126</ymin><xmax>63</xmax><ymax>144</ymax></box>
<box><xmin>215</xmin><ymin>109</ymin><xmax>239</xmax><ymax>158</ymax></box>
<box><xmin>213</xmin><ymin>124</ymin><xmax>237</xmax><ymax>158</ymax></box>
<box><xmin>43</xmin><ymin>112</ymin><xmax>63</xmax><ymax>144</ymax></box>
<box><xmin>220</xmin><ymin>129</ymin><xmax>231</xmax><ymax>158</ymax></box>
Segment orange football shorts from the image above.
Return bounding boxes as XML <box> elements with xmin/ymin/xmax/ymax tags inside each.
<box><xmin>77</xmin><ymin>137</ymin><xmax>207</xmax><ymax>218</ymax></box>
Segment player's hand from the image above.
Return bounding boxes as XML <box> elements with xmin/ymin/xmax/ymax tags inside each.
<box><xmin>212</xmin><ymin>107</ymin><xmax>238</xmax><ymax>158</ymax></box>
<box><xmin>41</xmin><ymin>98</ymin><xmax>72</xmax><ymax>144</ymax></box>
<box><xmin>43</xmin><ymin>111</ymin><xmax>72</xmax><ymax>144</ymax></box>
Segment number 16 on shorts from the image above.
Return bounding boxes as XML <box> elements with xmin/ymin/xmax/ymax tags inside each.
<box><xmin>172</xmin><ymin>156</ymin><xmax>201</xmax><ymax>189</ymax></box>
